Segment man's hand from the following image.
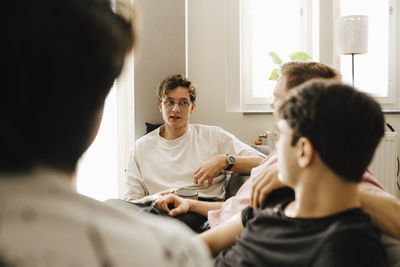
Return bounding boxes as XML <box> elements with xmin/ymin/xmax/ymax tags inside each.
<box><xmin>153</xmin><ymin>194</ymin><xmax>190</xmax><ymax>216</ymax></box>
<box><xmin>128</xmin><ymin>188</ymin><xmax>175</xmax><ymax>204</ymax></box>
<box><xmin>194</xmin><ymin>154</ymin><xmax>226</xmax><ymax>186</ymax></box>
<box><xmin>251</xmin><ymin>163</ymin><xmax>285</xmax><ymax>208</ymax></box>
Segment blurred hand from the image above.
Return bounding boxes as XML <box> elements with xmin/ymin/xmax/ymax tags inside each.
<box><xmin>251</xmin><ymin>163</ymin><xmax>285</xmax><ymax>208</ymax></box>
<box><xmin>129</xmin><ymin>188</ymin><xmax>175</xmax><ymax>204</ymax></box>
<box><xmin>153</xmin><ymin>194</ymin><xmax>190</xmax><ymax>216</ymax></box>
<box><xmin>194</xmin><ymin>154</ymin><xmax>226</xmax><ymax>186</ymax></box>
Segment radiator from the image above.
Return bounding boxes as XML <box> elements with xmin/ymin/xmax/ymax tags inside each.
<box><xmin>368</xmin><ymin>132</ymin><xmax>399</xmax><ymax>197</ymax></box>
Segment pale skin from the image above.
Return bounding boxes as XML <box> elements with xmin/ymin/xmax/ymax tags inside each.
<box><xmin>153</xmin><ymin>194</ymin><xmax>223</xmax><ymax>217</ymax></box>
<box><xmin>193</xmin><ymin>155</ymin><xmax>263</xmax><ymax>186</ymax></box>
<box><xmin>198</xmin><ymin>120</ymin><xmax>361</xmax><ymax>256</ymax></box>
<box><xmin>129</xmin><ymin>86</ymin><xmax>263</xmax><ymax>202</ymax></box>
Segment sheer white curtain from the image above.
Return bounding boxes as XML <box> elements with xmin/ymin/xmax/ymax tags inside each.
<box><xmin>76</xmin><ymin>87</ymin><xmax>118</xmax><ymax>201</ymax></box>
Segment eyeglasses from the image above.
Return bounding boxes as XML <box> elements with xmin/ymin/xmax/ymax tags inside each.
<box><xmin>163</xmin><ymin>99</ymin><xmax>191</xmax><ymax>110</ymax></box>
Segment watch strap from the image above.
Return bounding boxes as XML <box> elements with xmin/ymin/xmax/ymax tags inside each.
<box><xmin>225</xmin><ymin>154</ymin><xmax>235</xmax><ymax>171</ymax></box>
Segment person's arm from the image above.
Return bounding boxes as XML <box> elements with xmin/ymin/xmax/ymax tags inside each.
<box><xmin>251</xmin><ymin>162</ymin><xmax>286</xmax><ymax>208</ymax></box>
<box><xmin>196</xmin><ymin>214</ymin><xmax>244</xmax><ymax>256</ymax></box>
<box><xmin>359</xmin><ymin>188</ymin><xmax>400</xmax><ymax>239</ymax></box>
<box><xmin>194</xmin><ymin>126</ymin><xmax>264</xmax><ymax>186</ymax></box>
<box><xmin>123</xmin><ymin>178</ymin><xmax>152</xmax><ymax>203</ymax></box>
<box><xmin>127</xmin><ymin>188</ymin><xmax>175</xmax><ymax>203</ymax></box>
<box><xmin>231</xmin><ymin>155</ymin><xmax>265</xmax><ymax>174</ymax></box>
<box><xmin>153</xmin><ymin>194</ymin><xmax>223</xmax><ymax>216</ymax></box>
<box><xmin>194</xmin><ymin>154</ymin><xmax>263</xmax><ymax>186</ymax></box>
<box><xmin>123</xmin><ymin>152</ymin><xmax>149</xmax><ymax>201</ymax></box>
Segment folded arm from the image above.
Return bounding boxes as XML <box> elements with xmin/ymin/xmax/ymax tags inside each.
<box><xmin>196</xmin><ymin>214</ymin><xmax>244</xmax><ymax>256</ymax></box>
<box><xmin>153</xmin><ymin>194</ymin><xmax>223</xmax><ymax>217</ymax></box>
<box><xmin>194</xmin><ymin>155</ymin><xmax>264</xmax><ymax>186</ymax></box>
<box><xmin>359</xmin><ymin>188</ymin><xmax>400</xmax><ymax>239</ymax></box>
<box><xmin>123</xmin><ymin>173</ymin><xmax>149</xmax><ymax>202</ymax></box>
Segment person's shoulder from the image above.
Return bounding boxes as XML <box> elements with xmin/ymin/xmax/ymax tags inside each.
<box><xmin>261</xmin><ymin>187</ymin><xmax>294</xmax><ymax>209</ymax></box>
<box><xmin>75</xmin><ymin>194</ymin><xmax>212</xmax><ymax>266</ymax></box>
<box><xmin>190</xmin><ymin>124</ymin><xmax>223</xmax><ymax>136</ymax></box>
<box><xmin>135</xmin><ymin>128</ymin><xmax>160</xmax><ymax>146</ymax></box>
<box><xmin>314</xmin><ymin>225</ymin><xmax>388</xmax><ymax>267</ymax></box>
<box><xmin>125</xmin><ymin>213</ymin><xmax>212</xmax><ymax>266</ymax></box>
<box><xmin>192</xmin><ymin>124</ymin><xmax>233</xmax><ymax>135</ymax></box>
<box><xmin>191</xmin><ymin>123</ymin><xmax>220</xmax><ymax>131</ymax></box>
<box><xmin>312</xmin><ymin>209</ymin><xmax>388</xmax><ymax>266</ymax></box>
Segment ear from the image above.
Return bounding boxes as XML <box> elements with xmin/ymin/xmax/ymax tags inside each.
<box><xmin>190</xmin><ymin>102</ymin><xmax>196</xmax><ymax>114</ymax></box>
<box><xmin>296</xmin><ymin>137</ymin><xmax>314</xmax><ymax>168</ymax></box>
<box><xmin>158</xmin><ymin>101</ymin><xmax>162</xmax><ymax>113</ymax></box>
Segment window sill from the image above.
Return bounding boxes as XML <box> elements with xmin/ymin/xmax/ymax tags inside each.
<box><xmin>241</xmin><ymin>109</ymin><xmax>400</xmax><ymax>115</ymax></box>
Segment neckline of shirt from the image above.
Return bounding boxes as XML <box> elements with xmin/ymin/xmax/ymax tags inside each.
<box><xmin>157</xmin><ymin>124</ymin><xmax>193</xmax><ymax>146</ymax></box>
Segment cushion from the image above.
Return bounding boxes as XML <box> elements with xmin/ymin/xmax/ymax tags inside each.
<box><xmin>145</xmin><ymin>122</ymin><xmax>163</xmax><ymax>135</ymax></box>
<box><xmin>224</xmin><ymin>173</ymin><xmax>250</xmax><ymax>200</ymax></box>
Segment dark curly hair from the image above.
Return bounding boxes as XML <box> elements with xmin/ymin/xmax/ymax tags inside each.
<box><xmin>157</xmin><ymin>74</ymin><xmax>197</xmax><ymax>103</ymax></box>
<box><xmin>278</xmin><ymin>79</ymin><xmax>384</xmax><ymax>182</ymax></box>
<box><xmin>1</xmin><ymin>0</ymin><xmax>136</xmax><ymax>174</ymax></box>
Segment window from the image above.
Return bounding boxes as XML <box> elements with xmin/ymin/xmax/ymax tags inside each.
<box><xmin>76</xmin><ymin>86</ymin><xmax>118</xmax><ymax>201</ymax></box>
<box><xmin>76</xmin><ymin>56</ymin><xmax>135</xmax><ymax>201</ymax></box>
<box><xmin>76</xmin><ymin>0</ymin><xmax>135</xmax><ymax>201</ymax></box>
<box><xmin>338</xmin><ymin>0</ymin><xmax>398</xmax><ymax>108</ymax></box>
<box><xmin>240</xmin><ymin>0</ymin><xmax>312</xmax><ymax>111</ymax></box>
<box><xmin>234</xmin><ymin>0</ymin><xmax>399</xmax><ymax>112</ymax></box>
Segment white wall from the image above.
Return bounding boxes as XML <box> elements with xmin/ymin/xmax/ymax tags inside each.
<box><xmin>134</xmin><ymin>0</ymin><xmax>186</xmax><ymax>139</ymax></box>
<box><xmin>186</xmin><ymin>0</ymin><xmax>276</xmax><ymax>145</ymax></box>
<box><xmin>134</xmin><ymin>0</ymin><xmax>400</xmax><ymax>150</ymax></box>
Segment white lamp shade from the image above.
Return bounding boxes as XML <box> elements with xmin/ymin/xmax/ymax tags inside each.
<box><xmin>337</xmin><ymin>15</ymin><xmax>368</xmax><ymax>55</ymax></box>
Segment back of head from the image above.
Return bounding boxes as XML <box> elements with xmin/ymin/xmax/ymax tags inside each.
<box><xmin>0</xmin><ymin>0</ymin><xmax>135</xmax><ymax>174</ymax></box>
<box><xmin>281</xmin><ymin>61</ymin><xmax>340</xmax><ymax>90</ymax></box>
<box><xmin>157</xmin><ymin>74</ymin><xmax>197</xmax><ymax>103</ymax></box>
<box><xmin>278</xmin><ymin>80</ymin><xmax>384</xmax><ymax>182</ymax></box>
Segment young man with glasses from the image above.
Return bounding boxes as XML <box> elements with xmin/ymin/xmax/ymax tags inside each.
<box><xmin>122</xmin><ymin>74</ymin><xmax>264</xmax><ymax>230</ymax></box>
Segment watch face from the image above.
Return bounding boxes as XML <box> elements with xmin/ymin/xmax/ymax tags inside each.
<box><xmin>228</xmin><ymin>155</ymin><xmax>235</xmax><ymax>164</ymax></box>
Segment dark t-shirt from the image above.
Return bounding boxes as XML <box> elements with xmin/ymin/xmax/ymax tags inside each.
<box><xmin>215</xmin><ymin>188</ymin><xmax>388</xmax><ymax>267</ymax></box>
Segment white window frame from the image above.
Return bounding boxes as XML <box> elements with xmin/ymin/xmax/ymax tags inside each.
<box><xmin>227</xmin><ymin>0</ymin><xmax>400</xmax><ymax>112</ymax></box>
<box><xmin>381</xmin><ymin>0</ymin><xmax>398</xmax><ymax>109</ymax></box>
<box><xmin>238</xmin><ymin>0</ymin><xmax>313</xmax><ymax>112</ymax></box>
<box><xmin>116</xmin><ymin>52</ymin><xmax>135</xmax><ymax>199</ymax></box>
<box><xmin>334</xmin><ymin>0</ymin><xmax>398</xmax><ymax>109</ymax></box>
<box><xmin>75</xmin><ymin>0</ymin><xmax>135</xmax><ymax>200</ymax></box>
<box><xmin>115</xmin><ymin>0</ymin><xmax>135</xmax><ymax>199</ymax></box>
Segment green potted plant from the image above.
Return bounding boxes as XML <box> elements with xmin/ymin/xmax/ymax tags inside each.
<box><xmin>268</xmin><ymin>51</ymin><xmax>312</xmax><ymax>80</ymax></box>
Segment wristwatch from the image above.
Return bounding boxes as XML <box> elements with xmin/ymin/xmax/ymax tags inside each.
<box><xmin>225</xmin><ymin>154</ymin><xmax>236</xmax><ymax>171</ymax></box>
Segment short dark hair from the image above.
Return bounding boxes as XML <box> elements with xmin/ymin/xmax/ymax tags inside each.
<box><xmin>278</xmin><ymin>79</ymin><xmax>384</xmax><ymax>182</ymax></box>
<box><xmin>0</xmin><ymin>0</ymin><xmax>136</xmax><ymax>173</ymax></box>
<box><xmin>157</xmin><ymin>74</ymin><xmax>197</xmax><ymax>103</ymax></box>
<box><xmin>281</xmin><ymin>61</ymin><xmax>340</xmax><ymax>90</ymax></box>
